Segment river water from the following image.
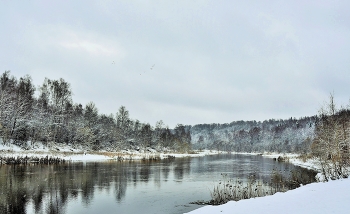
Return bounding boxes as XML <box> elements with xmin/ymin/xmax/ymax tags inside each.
<box><xmin>0</xmin><ymin>154</ymin><xmax>316</xmax><ymax>214</ymax></box>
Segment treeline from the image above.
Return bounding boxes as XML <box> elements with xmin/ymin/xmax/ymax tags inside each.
<box><xmin>190</xmin><ymin>116</ymin><xmax>316</xmax><ymax>153</ymax></box>
<box><xmin>0</xmin><ymin>71</ymin><xmax>191</xmax><ymax>152</ymax></box>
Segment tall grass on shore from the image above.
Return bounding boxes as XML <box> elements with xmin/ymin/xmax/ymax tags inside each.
<box><xmin>207</xmin><ymin>173</ymin><xmax>272</xmax><ymax>205</ymax></box>
<box><xmin>193</xmin><ymin>168</ymin><xmax>317</xmax><ymax>205</ymax></box>
<box><xmin>0</xmin><ymin>155</ymin><xmax>66</xmax><ymax>165</ymax></box>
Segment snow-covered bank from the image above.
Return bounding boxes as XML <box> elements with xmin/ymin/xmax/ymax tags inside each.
<box><xmin>259</xmin><ymin>153</ymin><xmax>321</xmax><ymax>174</ymax></box>
<box><xmin>185</xmin><ymin>178</ymin><xmax>350</xmax><ymax>214</ymax></box>
<box><xmin>0</xmin><ymin>143</ymin><xmax>221</xmax><ymax>162</ymax></box>
<box><xmin>221</xmin><ymin>152</ymin><xmax>320</xmax><ymax>172</ymax></box>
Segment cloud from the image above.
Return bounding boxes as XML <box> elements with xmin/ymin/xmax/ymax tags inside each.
<box><xmin>24</xmin><ymin>24</ymin><xmax>125</xmax><ymax>59</ymax></box>
<box><xmin>1</xmin><ymin>0</ymin><xmax>350</xmax><ymax>128</ymax></box>
<box><xmin>60</xmin><ymin>40</ymin><xmax>115</xmax><ymax>57</ymax></box>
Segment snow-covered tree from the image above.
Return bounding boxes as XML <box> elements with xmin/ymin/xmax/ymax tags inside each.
<box><xmin>311</xmin><ymin>94</ymin><xmax>350</xmax><ymax>180</ymax></box>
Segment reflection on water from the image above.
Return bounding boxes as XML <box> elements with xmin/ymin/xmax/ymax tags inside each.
<box><xmin>0</xmin><ymin>154</ymin><xmax>316</xmax><ymax>214</ymax></box>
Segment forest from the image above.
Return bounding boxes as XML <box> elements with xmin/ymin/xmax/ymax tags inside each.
<box><xmin>0</xmin><ymin>71</ymin><xmax>191</xmax><ymax>152</ymax></box>
<box><xmin>190</xmin><ymin>116</ymin><xmax>316</xmax><ymax>153</ymax></box>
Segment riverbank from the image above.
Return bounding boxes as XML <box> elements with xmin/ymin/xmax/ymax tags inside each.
<box><xmin>0</xmin><ymin>143</ymin><xmax>319</xmax><ymax>166</ymax></box>
<box><xmin>186</xmin><ymin>153</ymin><xmax>350</xmax><ymax>214</ymax></box>
<box><xmin>0</xmin><ymin>143</ymin><xmax>320</xmax><ymax>170</ymax></box>
<box><xmin>185</xmin><ymin>177</ymin><xmax>350</xmax><ymax>214</ymax></box>
<box><xmin>0</xmin><ymin>142</ymin><xmax>223</xmax><ymax>162</ymax></box>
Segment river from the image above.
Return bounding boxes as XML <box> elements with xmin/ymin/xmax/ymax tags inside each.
<box><xmin>0</xmin><ymin>154</ymin><xmax>316</xmax><ymax>214</ymax></box>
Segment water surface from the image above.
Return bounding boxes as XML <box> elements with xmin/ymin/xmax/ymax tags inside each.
<box><xmin>0</xmin><ymin>154</ymin><xmax>316</xmax><ymax>214</ymax></box>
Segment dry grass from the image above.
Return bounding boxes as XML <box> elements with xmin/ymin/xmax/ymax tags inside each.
<box><xmin>198</xmin><ymin>168</ymin><xmax>317</xmax><ymax>205</ymax></box>
<box><xmin>1</xmin><ymin>148</ymin><xmax>178</xmax><ymax>162</ymax></box>
<box><xmin>207</xmin><ymin>174</ymin><xmax>277</xmax><ymax>205</ymax></box>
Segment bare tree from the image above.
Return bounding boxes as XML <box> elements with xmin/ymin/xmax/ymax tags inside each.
<box><xmin>152</xmin><ymin>120</ymin><xmax>164</xmax><ymax>149</ymax></box>
<box><xmin>38</xmin><ymin>78</ymin><xmax>72</xmax><ymax>144</ymax></box>
<box><xmin>115</xmin><ymin>106</ymin><xmax>132</xmax><ymax>148</ymax></box>
<box><xmin>0</xmin><ymin>71</ymin><xmax>16</xmax><ymax>144</ymax></box>
<box><xmin>311</xmin><ymin>94</ymin><xmax>350</xmax><ymax>180</ymax></box>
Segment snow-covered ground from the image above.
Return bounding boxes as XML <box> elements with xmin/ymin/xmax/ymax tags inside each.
<box><xmin>186</xmin><ymin>153</ymin><xmax>350</xmax><ymax>214</ymax></box>
<box><xmin>0</xmin><ymin>142</ymin><xmax>222</xmax><ymax>162</ymax></box>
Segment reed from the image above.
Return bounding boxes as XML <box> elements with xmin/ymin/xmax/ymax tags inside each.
<box><xmin>206</xmin><ymin>174</ymin><xmax>273</xmax><ymax>205</ymax></box>
<box><xmin>0</xmin><ymin>155</ymin><xmax>66</xmax><ymax>165</ymax></box>
<box><xmin>197</xmin><ymin>168</ymin><xmax>317</xmax><ymax>205</ymax></box>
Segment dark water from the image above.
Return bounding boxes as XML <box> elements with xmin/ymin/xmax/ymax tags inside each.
<box><xmin>0</xmin><ymin>154</ymin><xmax>316</xmax><ymax>214</ymax></box>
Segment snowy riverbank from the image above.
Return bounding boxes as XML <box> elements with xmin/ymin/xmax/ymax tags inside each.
<box><xmin>0</xmin><ymin>142</ymin><xmax>222</xmax><ymax>162</ymax></box>
<box><xmin>186</xmin><ymin>178</ymin><xmax>350</xmax><ymax>214</ymax></box>
<box><xmin>186</xmin><ymin>153</ymin><xmax>350</xmax><ymax>214</ymax></box>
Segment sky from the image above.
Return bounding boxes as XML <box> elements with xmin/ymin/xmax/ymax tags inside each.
<box><xmin>1</xmin><ymin>0</ymin><xmax>350</xmax><ymax>128</ymax></box>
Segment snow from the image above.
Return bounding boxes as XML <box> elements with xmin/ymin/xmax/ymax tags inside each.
<box><xmin>0</xmin><ymin>142</ymin><xmax>221</xmax><ymax>162</ymax></box>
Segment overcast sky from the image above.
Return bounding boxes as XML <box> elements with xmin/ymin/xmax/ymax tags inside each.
<box><xmin>1</xmin><ymin>0</ymin><xmax>350</xmax><ymax>128</ymax></box>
